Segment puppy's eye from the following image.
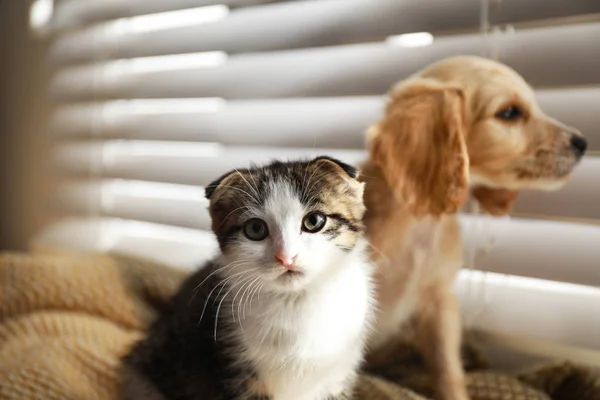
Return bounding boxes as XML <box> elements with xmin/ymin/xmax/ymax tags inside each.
<box><xmin>243</xmin><ymin>218</ymin><xmax>269</xmax><ymax>241</ymax></box>
<box><xmin>495</xmin><ymin>106</ymin><xmax>522</xmax><ymax>121</ymax></box>
<box><xmin>302</xmin><ymin>212</ymin><xmax>327</xmax><ymax>233</ymax></box>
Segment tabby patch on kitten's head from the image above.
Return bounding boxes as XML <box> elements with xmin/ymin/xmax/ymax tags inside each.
<box><xmin>205</xmin><ymin>156</ymin><xmax>366</xmax><ymax>292</ymax></box>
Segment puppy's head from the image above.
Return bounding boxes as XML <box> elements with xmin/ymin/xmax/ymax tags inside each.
<box><xmin>369</xmin><ymin>56</ymin><xmax>586</xmax><ymax>217</ymax></box>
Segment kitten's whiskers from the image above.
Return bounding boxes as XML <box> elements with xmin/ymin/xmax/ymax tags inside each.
<box><xmin>244</xmin><ymin>280</ymin><xmax>264</xmax><ymax>318</ymax></box>
<box><xmin>303</xmin><ymin>171</ymin><xmax>336</xmax><ymax>206</ymax></box>
<box><xmin>302</xmin><ymin>161</ymin><xmax>328</xmax><ymax>204</ymax></box>
<box><xmin>190</xmin><ymin>260</ymin><xmax>247</xmax><ymax>304</ymax></box>
<box><xmin>219</xmin><ymin>204</ymin><xmax>252</xmax><ymax>228</ymax></box>
<box><xmin>241</xmin><ymin>168</ymin><xmax>262</xmax><ymax>203</ymax></box>
<box><xmin>198</xmin><ymin>264</ymin><xmax>252</xmax><ymax>325</ymax></box>
<box><xmin>249</xmin><ymin>283</ymin><xmax>264</xmax><ymax>314</ymax></box>
<box><xmin>214</xmin><ymin>272</ymin><xmax>257</xmax><ymax>341</ymax></box>
<box><xmin>367</xmin><ymin>243</ymin><xmax>389</xmax><ymax>278</ymax></box>
<box><xmin>233</xmin><ymin>169</ymin><xmax>261</xmax><ymax>204</ymax></box>
<box><xmin>212</xmin><ymin>184</ymin><xmax>259</xmax><ymax>204</ymax></box>
<box><xmin>213</xmin><ymin>267</ymin><xmax>257</xmax><ymax>306</ymax></box>
<box><xmin>239</xmin><ymin>274</ymin><xmax>262</xmax><ymax>321</ymax></box>
<box><xmin>231</xmin><ymin>271</ymin><xmax>260</xmax><ymax>323</ymax></box>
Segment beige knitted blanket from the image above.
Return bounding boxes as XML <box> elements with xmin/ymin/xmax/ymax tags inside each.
<box><xmin>0</xmin><ymin>251</ymin><xmax>598</xmax><ymax>400</ymax></box>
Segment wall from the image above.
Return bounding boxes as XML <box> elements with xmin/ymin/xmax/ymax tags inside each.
<box><xmin>0</xmin><ymin>1</ymin><xmax>55</xmax><ymax>250</ymax></box>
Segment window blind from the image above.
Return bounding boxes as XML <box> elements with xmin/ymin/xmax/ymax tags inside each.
<box><xmin>33</xmin><ymin>0</ymin><xmax>600</xmax><ymax>367</ymax></box>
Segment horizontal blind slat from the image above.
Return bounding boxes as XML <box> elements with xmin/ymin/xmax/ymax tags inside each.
<box><xmin>56</xmin><ymin>180</ymin><xmax>210</xmax><ymax>229</ymax></box>
<box><xmin>53</xmin><ymin>142</ymin><xmax>366</xmax><ymax>185</ymax></box>
<box><xmin>32</xmin><ymin>217</ymin><xmax>217</xmax><ymax>269</ymax></box>
<box><xmin>512</xmin><ymin>157</ymin><xmax>600</xmax><ymax>221</ymax></box>
<box><xmin>51</xmin><ymin>22</ymin><xmax>600</xmax><ymax>100</ymax></box>
<box><xmin>50</xmin><ymin>87</ymin><xmax>600</xmax><ymax>151</ymax></box>
<box><xmin>50</xmin><ymin>97</ymin><xmax>384</xmax><ymax>148</ymax></box>
<box><xmin>455</xmin><ymin>269</ymin><xmax>600</xmax><ymax>351</ymax></box>
<box><xmin>49</xmin><ymin>0</ymin><xmax>600</xmax><ymax>65</ymax></box>
<box><xmin>536</xmin><ymin>88</ymin><xmax>600</xmax><ymax>151</ymax></box>
<box><xmin>459</xmin><ymin>215</ymin><xmax>600</xmax><ymax>288</ymax></box>
<box><xmin>52</xmin><ymin>0</ymin><xmax>278</xmax><ymax>31</ymax></box>
<box><xmin>31</xmin><ymin>216</ymin><xmax>600</xmax><ymax>350</ymax></box>
<box><xmin>53</xmin><ymin>179</ymin><xmax>600</xmax><ymax>288</ymax></box>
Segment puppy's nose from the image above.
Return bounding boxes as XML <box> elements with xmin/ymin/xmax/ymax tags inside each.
<box><xmin>570</xmin><ymin>135</ymin><xmax>588</xmax><ymax>157</ymax></box>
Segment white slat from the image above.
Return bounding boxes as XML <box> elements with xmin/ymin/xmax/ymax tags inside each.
<box><xmin>456</xmin><ymin>269</ymin><xmax>600</xmax><ymax>351</ymax></box>
<box><xmin>54</xmin><ymin>179</ymin><xmax>600</xmax><ymax>288</ymax></box>
<box><xmin>459</xmin><ymin>215</ymin><xmax>600</xmax><ymax>288</ymax></box>
<box><xmin>536</xmin><ymin>87</ymin><xmax>600</xmax><ymax>151</ymax></box>
<box><xmin>52</xmin><ymin>0</ymin><xmax>277</xmax><ymax>31</ymax></box>
<box><xmin>53</xmin><ymin>141</ymin><xmax>365</xmax><ymax>186</ymax></box>
<box><xmin>49</xmin><ymin>0</ymin><xmax>600</xmax><ymax>65</ymax></box>
<box><xmin>55</xmin><ymin>180</ymin><xmax>210</xmax><ymax>229</ymax></box>
<box><xmin>31</xmin><ymin>216</ymin><xmax>600</xmax><ymax>350</ymax></box>
<box><xmin>513</xmin><ymin>158</ymin><xmax>600</xmax><ymax>220</ymax></box>
<box><xmin>31</xmin><ymin>217</ymin><xmax>217</xmax><ymax>269</ymax></box>
<box><xmin>50</xmin><ymin>22</ymin><xmax>600</xmax><ymax>100</ymax></box>
<box><xmin>49</xmin><ymin>87</ymin><xmax>600</xmax><ymax>151</ymax></box>
<box><xmin>49</xmin><ymin>97</ymin><xmax>384</xmax><ymax>149</ymax></box>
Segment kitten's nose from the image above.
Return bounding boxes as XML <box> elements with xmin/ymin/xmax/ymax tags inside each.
<box><xmin>275</xmin><ymin>253</ymin><xmax>298</xmax><ymax>268</ymax></box>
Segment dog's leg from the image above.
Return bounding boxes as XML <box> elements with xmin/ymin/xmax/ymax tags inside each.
<box><xmin>415</xmin><ymin>283</ymin><xmax>468</xmax><ymax>400</ymax></box>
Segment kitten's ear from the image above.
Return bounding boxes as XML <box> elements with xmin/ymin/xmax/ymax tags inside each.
<box><xmin>311</xmin><ymin>156</ymin><xmax>360</xmax><ymax>179</ymax></box>
<box><xmin>205</xmin><ymin>169</ymin><xmax>247</xmax><ymax>200</ymax></box>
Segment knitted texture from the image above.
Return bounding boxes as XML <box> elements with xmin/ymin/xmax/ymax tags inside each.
<box><xmin>0</xmin><ymin>252</ymin><xmax>185</xmax><ymax>400</ymax></box>
<box><xmin>0</xmin><ymin>251</ymin><xmax>598</xmax><ymax>400</ymax></box>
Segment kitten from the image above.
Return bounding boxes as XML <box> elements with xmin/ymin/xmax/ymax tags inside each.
<box><xmin>121</xmin><ymin>156</ymin><xmax>375</xmax><ymax>400</ymax></box>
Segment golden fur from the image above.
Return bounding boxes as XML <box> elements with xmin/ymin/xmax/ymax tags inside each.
<box><xmin>362</xmin><ymin>56</ymin><xmax>586</xmax><ymax>400</ymax></box>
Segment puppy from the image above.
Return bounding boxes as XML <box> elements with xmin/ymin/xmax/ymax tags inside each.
<box><xmin>361</xmin><ymin>55</ymin><xmax>586</xmax><ymax>400</ymax></box>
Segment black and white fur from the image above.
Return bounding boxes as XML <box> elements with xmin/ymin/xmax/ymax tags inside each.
<box><xmin>121</xmin><ymin>157</ymin><xmax>375</xmax><ymax>400</ymax></box>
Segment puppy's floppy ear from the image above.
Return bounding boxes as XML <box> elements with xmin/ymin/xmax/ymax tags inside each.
<box><xmin>369</xmin><ymin>79</ymin><xmax>469</xmax><ymax>217</ymax></box>
<box><xmin>472</xmin><ymin>186</ymin><xmax>519</xmax><ymax>216</ymax></box>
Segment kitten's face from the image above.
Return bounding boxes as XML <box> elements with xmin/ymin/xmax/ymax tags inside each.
<box><xmin>206</xmin><ymin>157</ymin><xmax>366</xmax><ymax>293</ymax></box>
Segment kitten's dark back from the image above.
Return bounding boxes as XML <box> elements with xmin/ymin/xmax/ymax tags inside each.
<box><xmin>121</xmin><ymin>261</ymin><xmax>242</xmax><ymax>400</ymax></box>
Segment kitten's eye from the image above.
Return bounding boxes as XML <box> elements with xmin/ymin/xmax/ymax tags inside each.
<box><xmin>302</xmin><ymin>212</ymin><xmax>327</xmax><ymax>233</ymax></box>
<box><xmin>243</xmin><ymin>218</ymin><xmax>269</xmax><ymax>241</ymax></box>
<box><xmin>495</xmin><ymin>106</ymin><xmax>522</xmax><ymax>121</ymax></box>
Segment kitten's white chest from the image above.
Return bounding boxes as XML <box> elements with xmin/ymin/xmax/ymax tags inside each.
<box><xmin>239</xmin><ymin>258</ymin><xmax>373</xmax><ymax>400</ymax></box>
<box><xmin>294</xmin><ymin>267</ymin><xmax>369</xmax><ymax>358</ymax></box>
